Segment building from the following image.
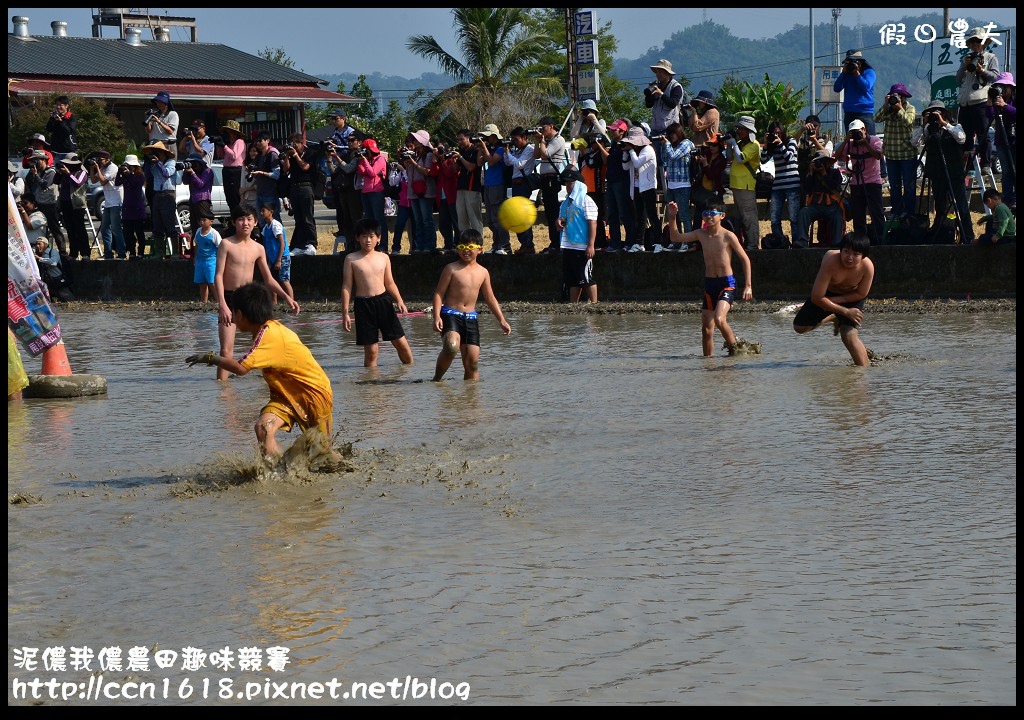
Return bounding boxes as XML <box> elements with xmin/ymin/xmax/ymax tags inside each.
<box><xmin>8</xmin><ymin>12</ymin><xmax>358</xmax><ymax>147</ymax></box>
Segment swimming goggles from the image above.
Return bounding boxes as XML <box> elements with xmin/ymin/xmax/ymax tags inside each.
<box><xmin>456</xmin><ymin>243</ymin><xmax>483</xmax><ymax>251</ymax></box>
<box><xmin>701</xmin><ymin>210</ymin><xmax>725</xmax><ymax>218</ymax></box>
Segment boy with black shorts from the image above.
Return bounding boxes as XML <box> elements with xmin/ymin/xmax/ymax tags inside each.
<box><xmin>664</xmin><ymin>199</ymin><xmax>753</xmax><ymax>356</ymax></box>
<box><xmin>431</xmin><ymin>229</ymin><xmax>512</xmax><ymax>381</ymax></box>
<box><xmin>793</xmin><ymin>230</ymin><xmax>875</xmax><ymax>366</ymax></box>
<box><xmin>341</xmin><ymin>217</ymin><xmax>414</xmax><ymax>368</ymax></box>
<box><xmin>557</xmin><ymin>166</ymin><xmax>598</xmax><ymax>302</ymax></box>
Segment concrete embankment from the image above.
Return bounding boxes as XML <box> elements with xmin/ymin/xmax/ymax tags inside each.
<box><xmin>66</xmin><ymin>244</ymin><xmax>1015</xmax><ymax>302</ymax></box>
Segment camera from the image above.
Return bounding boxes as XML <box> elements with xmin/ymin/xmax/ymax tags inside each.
<box><xmin>721</xmin><ymin>132</ymin><xmax>734</xmax><ymax>142</ymax></box>
<box><xmin>184</xmin><ymin>127</ymin><xmax>193</xmax><ymax>136</ymax></box>
<box><xmin>400</xmin><ymin>149</ymin><xmax>416</xmax><ymax>160</ymax></box>
<box><xmin>888</xmin><ymin>94</ymin><xmax>901</xmax><ymax>106</ymax></box>
<box><xmin>470</xmin><ymin>135</ymin><xmax>482</xmax><ymax>143</ymax></box>
<box><xmin>988</xmin><ymin>86</ymin><xmax>1002</xmax><ymax>101</ymax></box>
<box><xmin>849</xmin><ymin>129</ymin><xmax>864</xmax><ymax>142</ymax></box>
<box><xmin>843</xmin><ymin>60</ymin><xmax>859</xmax><ymax>73</ymax></box>
<box><xmin>355</xmin><ymin>148</ymin><xmax>368</xmax><ymax>157</ymax></box>
<box><xmin>141</xmin><ymin>109</ymin><xmax>159</xmax><ymax>126</ymax></box>
<box><xmin>51</xmin><ymin>111</ymin><xmax>63</xmax><ymax>122</ymax></box>
<box><xmin>647</xmin><ymin>82</ymin><xmax>658</xmax><ymax>89</ymax></box>
<box><xmin>245</xmin><ymin>163</ymin><xmax>257</xmax><ymax>182</ymax></box>
<box><xmin>175</xmin><ymin>161</ymin><xmax>186</xmax><ymax>172</ymax></box>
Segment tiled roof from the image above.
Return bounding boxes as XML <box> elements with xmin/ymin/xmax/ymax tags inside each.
<box><xmin>10</xmin><ymin>78</ymin><xmax>353</xmax><ymax>104</ymax></box>
<box><xmin>8</xmin><ymin>34</ymin><xmax>330</xmax><ymax>85</ymax></box>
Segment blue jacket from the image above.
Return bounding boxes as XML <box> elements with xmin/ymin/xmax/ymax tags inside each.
<box><xmin>834</xmin><ymin>68</ymin><xmax>876</xmax><ymax>114</ymax></box>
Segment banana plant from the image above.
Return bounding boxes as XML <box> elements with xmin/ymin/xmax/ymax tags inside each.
<box><xmin>717</xmin><ymin>73</ymin><xmax>808</xmax><ymax>135</ymax></box>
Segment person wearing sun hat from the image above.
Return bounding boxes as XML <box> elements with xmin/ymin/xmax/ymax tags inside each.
<box><xmin>917</xmin><ymin>100</ymin><xmax>974</xmax><ymax>244</ymax></box>
<box><xmin>956</xmin><ymin>27</ymin><xmax>1001</xmax><ymax>170</ymax></box>
<box><xmin>219</xmin><ymin>119</ymin><xmax>246</xmax><ymax>214</ymax></box>
<box><xmin>687</xmin><ymin>90</ymin><xmax>721</xmax><ymax>148</ymax></box>
<box><xmin>54</xmin><ymin>153</ymin><xmax>91</xmax><ymax>260</ymax></box>
<box><xmin>986</xmin><ymin>71</ymin><xmax>1016</xmax><ymax>208</ymax></box>
<box><xmin>145</xmin><ymin>91</ymin><xmax>179</xmax><ymax>157</ymax></box>
<box><xmin>621</xmin><ymin>126</ymin><xmax>659</xmax><ymax>252</ymax></box>
<box><xmin>594</xmin><ymin>119</ymin><xmax>634</xmax><ymax>253</ymax></box>
<box><xmin>833</xmin><ymin>50</ymin><xmax>877</xmax><ymax>135</ymax></box>
<box><xmin>724</xmin><ymin>116</ymin><xmax>762</xmax><ymax>250</ymax></box>
<box><xmin>117</xmin><ymin>154</ymin><xmax>148</xmax><ymax>258</ymax></box>
<box><xmin>645</xmin><ymin>58</ymin><xmax>685</xmax><ymax>190</ymax></box>
<box><xmin>874</xmin><ymin>83</ymin><xmax>918</xmax><ymax>217</ymax></box>
<box><xmin>142</xmin><ymin>140</ymin><xmax>177</xmax><ymax>258</ymax></box>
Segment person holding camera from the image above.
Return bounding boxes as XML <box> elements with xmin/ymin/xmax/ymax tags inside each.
<box><xmin>355</xmin><ymin>137</ymin><xmax>389</xmax><ymax>253</ymax></box>
<box><xmin>433</xmin><ymin>143</ymin><xmax>460</xmax><ymax>254</ymax></box>
<box><xmin>219</xmin><ymin>120</ymin><xmax>247</xmax><ymax>215</ymax></box>
<box><xmin>451</xmin><ymin>129</ymin><xmax>485</xmax><ymax>238</ymax></box>
<box><xmin>44</xmin><ymin>95</ymin><xmax>78</xmax><ymax>161</ymax></box>
<box><xmin>142</xmin><ymin>140</ymin><xmax>177</xmax><ymax>258</ymax></box>
<box><xmin>402</xmin><ymin>130</ymin><xmax>439</xmax><ymax>254</ymax></box>
<box><xmin>503</xmin><ymin>127</ymin><xmax>539</xmax><ymax>254</ymax></box>
<box><xmin>687</xmin><ymin>90</ymin><xmax>721</xmax><ymax>148</ymax></box>
<box><xmin>24</xmin><ymin>149</ymin><xmax>66</xmax><ymax>255</ymax></box>
<box><xmin>182</xmin><ymin>153</ymin><xmax>215</xmax><ymax>239</ymax></box>
<box><xmin>145</xmin><ymin>91</ymin><xmax>179</xmax><ymax>153</ymax></box>
<box><xmin>22</xmin><ymin>133</ymin><xmax>55</xmax><ymax>171</ymax></box>
<box><xmin>836</xmin><ymin>120</ymin><xmax>885</xmax><ymax>245</ymax></box>
<box><xmin>324</xmin><ymin>134</ymin><xmax>363</xmax><ymax>252</ymax></box>
<box><xmin>795</xmin><ymin>151</ymin><xmax>846</xmax><ymax>249</ymax></box>
<box><xmin>794</xmin><ymin>115</ymin><xmax>833</xmax><ymax>207</ymax></box>
<box><xmin>249</xmin><ymin>131</ymin><xmax>282</xmax><ymax>223</ymax></box>
<box><xmin>985</xmin><ymin>72</ymin><xmax>1016</xmax><ymax>210</ymax></box>
<box><xmin>570</xmin><ymin>103</ymin><xmax>609</xmax><ymax>250</ymax></box>
<box><xmin>479</xmin><ymin>124</ymin><xmax>512</xmax><ymax>254</ymax></box>
<box><xmin>760</xmin><ymin>120</ymin><xmax>801</xmax><ymax>247</ymax></box>
<box><xmin>833</xmin><ymin>50</ymin><xmax>877</xmax><ymax>136</ymax></box>
<box><xmin>592</xmin><ymin>119</ymin><xmax>634</xmax><ymax>253</ymax></box>
<box><xmin>660</xmin><ymin>121</ymin><xmax>696</xmax><ymax>237</ymax></box>
<box><xmin>873</xmin><ymin>83</ymin><xmax>918</xmax><ymax>218</ymax></box>
<box><xmin>55</xmin><ymin>153</ymin><xmax>90</xmax><ymax>261</ymax></box>
<box><xmin>116</xmin><ymin>155</ymin><xmax>147</xmax><ymax>258</ymax></box>
<box><xmin>724</xmin><ymin>116</ymin><xmax>762</xmax><ymax>250</ymax></box>
<box><xmin>956</xmin><ymin>27</ymin><xmax>1001</xmax><ymax>170</ymax></box>
<box><xmin>89</xmin><ymin>150</ymin><xmax>126</xmax><ymax>259</ymax></box>
<box><xmin>179</xmin><ymin>119</ymin><xmax>215</xmax><ymax>167</ymax></box>
<box><xmin>644</xmin><ymin>59</ymin><xmax>685</xmax><ymax>191</ymax></box>
<box><xmin>23</xmin><ymin>195</ymin><xmax>74</xmax><ymax>302</ymax></box>
<box><xmin>533</xmin><ymin>117</ymin><xmax>571</xmax><ymax>253</ymax></box>
<box><xmin>279</xmin><ymin>134</ymin><xmax>319</xmax><ymax>255</ymax></box>
<box><xmin>9</xmin><ymin>161</ymin><xmax>25</xmax><ymax>204</ymax></box>
<box><xmin>916</xmin><ymin>101</ymin><xmax>974</xmax><ymax>244</ymax></box>
<box><xmin>622</xmin><ymin>126</ymin><xmax>659</xmax><ymax>253</ymax></box>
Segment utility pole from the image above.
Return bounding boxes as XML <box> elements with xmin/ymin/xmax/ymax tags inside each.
<box><xmin>565</xmin><ymin>9</ymin><xmax>577</xmax><ymax>103</ymax></box>
<box><xmin>832</xmin><ymin>8</ymin><xmax>842</xmax><ymax>138</ymax></box>
<box><xmin>810</xmin><ymin>9</ymin><xmax>815</xmax><ymax>114</ymax></box>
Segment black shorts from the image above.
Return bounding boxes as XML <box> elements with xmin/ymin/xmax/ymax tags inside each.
<box><xmin>354</xmin><ymin>293</ymin><xmax>405</xmax><ymax>346</ymax></box>
<box><xmin>793</xmin><ymin>295</ymin><xmax>866</xmax><ymax>328</ymax></box>
<box><xmin>561</xmin><ymin>248</ymin><xmax>595</xmax><ymax>288</ymax></box>
<box><xmin>440</xmin><ymin>308</ymin><xmax>480</xmax><ymax>346</ymax></box>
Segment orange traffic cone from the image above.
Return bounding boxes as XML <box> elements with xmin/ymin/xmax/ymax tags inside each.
<box><xmin>41</xmin><ymin>341</ymin><xmax>73</xmax><ymax>376</ymax></box>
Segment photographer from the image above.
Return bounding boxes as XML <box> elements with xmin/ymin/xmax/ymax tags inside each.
<box><xmin>956</xmin><ymin>27</ymin><xmax>1000</xmax><ymax>169</ymax></box>
<box><xmin>144</xmin><ymin>91</ymin><xmax>179</xmax><ymax>156</ymax></box>
<box><xmin>534</xmin><ymin>117</ymin><xmax>571</xmax><ymax>253</ymax></box>
<box><xmin>116</xmin><ymin>155</ymin><xmax>147</xmax><ymax>258</ymax></box>
<box><xmin>874</xmin><ymin>83</ymin><xmax>918</xmax><ymax>218</ymax></box>
<box><xmin>833</xmin><ymin>50</ymin><xmax>877</xmax><ymax>135</ymax></box>
<box><xmin>279</xmin><ymin>134</ymin><xmax>318</xmax><ymax>255</ymax></box>
<box><xmin>433</xmin><ymin>143</ymin><xmax>459</xmax><ymax>253</ymax></box>
<box><xmin>325</xmin><ymin>134</ymin><xmax>363</xmax><ymax>252</ymax></box>
<box><xmin>479</xmin><ymin>124</ymin><xmax>512</xmax><ymax>254</ymax></box>
<box><xmin>182</xmin><ymin>153</ymin><xmax>215</xmax><ymax>238</ymax></box>
<box><xmin>644</xmin><ymin>59</ymin><xmax>685</xmax><ymax>191</ymax></box>
<box><xmin>354</xmin><ymin>137</ymin><xmax>389</xmax><ymax>253</ymax></box>
<box><xmin>686</xmin><ymin>90</ymin><xmax>720</xmax><ymax>148</ymax></box>
<box><xmin>836</xmin><ymin>120</ymin><xmax>885</xmax><ymax>245</ymax></box>
<box><xmin>89</xmin><ymin>150</ymin><xmax>127</xmax><ymax>259</ymax></box>
<box><xmin>22</xmin><ymin>132</ymin><xmax>54</xmax><ymax>170</ymax></box>
<box><xmin>661</xmin><ymin>122</ymin><xmax>696</xmax><ymax>236</ymax></box>
<box><xmin>401</xmin><ymin>130</ymin><xmax>438</xmax><ymax>253</ymax></box>
<box><xmin>9</xmin><ymin>160</ymin><xmax>25</xmax><ymax>204</ymax></box>
<box><xmin>44</xmin><ymin>95</ymin><xmax>78</xmax><ymax>160</ymax></box>
<box><xmin>24</xmin><ymin>150</ymin><xmax>66</xmax><ymax>255</ymax></box>
<box><xmin>327</xmin><ymin>108</ymin><xmax>355</xmax><ymax>159</ymax></box>
<box><xmin>141</xmin><ymin>140</ymin><xmax>177</xmax><ymax>258</ymax></box>
<box><xmin>985</xmin><ymin>72</ymin><xmax>1016</xmax><ymax>210</ymax></box>
<box><xmin>250</xmin><ymin>131</ymin><xmax>282</xmax><ymax>222</ymax></box>
<box><xmin>55</xmin><ymin>153</ymin><xmax>90</xmax><ymax>261</ymax></box>
<box><xmin>795</xmin><ymin>151</ymin><xmax>845</xmax><ymax>248</ymax></box>
<box><xmin>219</xmin><ymin>120</ymin><xmax>246</xmax><ymax>215</ymax></box>
<box><xmin>761</xmin><ymin>120</ymin><xmax>801</xmax><ymax>246</ymax></box>
<box><xmin>916</xmin><ymin>101</ymin><xmax>974</xmax><ymax>244</ymax></box>
<box><xmin>178</xmin><ymin>119</ymin><xmax>215</xmax><ymax>167</ymax></box>
<box><xmin>451</xmin><ymin>129</ymin><xmax>484</xmax><ymax>238</ymax></box>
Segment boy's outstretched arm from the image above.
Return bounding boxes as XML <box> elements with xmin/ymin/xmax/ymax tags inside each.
<box><xmin>185</xmin><ymin>351</ymin><xmax>250</xmax><ymax>376</ymax></box>
<box><xmin>479</xmin><ymin>272</ymin><xmax>512</xmax><ymax>336</ymax></box>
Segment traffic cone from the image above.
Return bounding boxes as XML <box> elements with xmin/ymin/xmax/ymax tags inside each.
<box><xmin>41</xmin><ymin>341</ymin><xmax>73</xmax><ymax>376</ymax></box>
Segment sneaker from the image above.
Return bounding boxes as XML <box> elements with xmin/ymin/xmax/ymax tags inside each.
<box><xmin>678</xmin><ymin>243</ymin><xmax>690</xmax><ymax>253</ymax></box>
<box><xmin>492</xmin><ymin>247</ymin><xmax>508</xmax><ymax>255</ymax></box>
<box><xmin>652</xmin><ymin>244</ymin><xmax>665</xmax><ymax>253</ymax></box>
<box><xmin>539</xmin><ymin>246</ymin><xmax>558</xmax><ymax>254</ymax></box>
<box><xmin>514</xmin><ymin>246</ymin><xmax>536</xmax><ymax>255</ymax></box>
<box><xmin>627</xmin><ymin>244</ymin><xmax>645</xmax><ymax>253</ymax></box>
<box><xmin>604</xmin><ymin>246</ymin><xmax>619</xmax><ymax>253</ymax></box>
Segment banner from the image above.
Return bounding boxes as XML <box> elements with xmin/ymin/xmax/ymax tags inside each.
<box><xmin>8</xmin><ymin>185</ymin><xmax>61</xmax><ymax>357</ymax></box>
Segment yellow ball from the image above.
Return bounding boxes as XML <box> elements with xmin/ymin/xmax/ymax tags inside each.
<box><xmin>497</xmin><ymin>196</ymin><xmax>538</xmax><ymax>234</ymax></box>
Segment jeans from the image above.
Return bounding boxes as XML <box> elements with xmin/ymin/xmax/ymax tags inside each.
<box><xmin>605</xmin><ymin>181</ymin><xmax>633</xmax><ymax>251</ymax></box>
<box><xmin>769</xmin><ymin>186</ymin><xmax>801</xmax><ymax>240</ymax></box>
<box><xmin>665</xmin><ymin>186</ymin><xmax>692</xmax><ymax>233</ymax></box>
<box><xmin>411</xmin><ymin>197</ymin><xmax>437</xmax><ymax>251</ymax></box>
<box><xmin>842</xmin><ymin>111</ymin><xmax>876</xmax><ymax>136</ymax></box>
<box><xmin>798</xmin><ymin>204</ymin><xmax>845</xmax><ymax>248</ymax></box>
<box><xmin>885</xmin><ymin>157</ymin><xmax>919</xmax><ymax>216</ymax></box>
<box><xmin>101</xmin><ymin>204</ymin><xmax>126</xmax><ymax>257</ymax></box>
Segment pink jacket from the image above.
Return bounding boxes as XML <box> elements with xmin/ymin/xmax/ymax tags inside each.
<box><xmin>357</xmin><ymin>152</ymin><xmax>388</xmax><ymax>193</ymax></box>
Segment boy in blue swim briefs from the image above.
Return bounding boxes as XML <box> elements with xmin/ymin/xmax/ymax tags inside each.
<box><xmin>664</xmin><ymin>199</ymin><xmax>753</xmax><ymax>356</ymax></box>
<box><xmin>431</xmin><ymin>229</ymin><xmax>512</xmax><ymax>381</ymax></box>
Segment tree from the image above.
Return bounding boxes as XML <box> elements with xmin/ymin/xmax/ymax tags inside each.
<box><xmin>406</xmin><ymin>8</ymin><xmax>555</xmax><ymax>134</ymax></box>
<box><xmin>258</xmin><ymin>47</ymin><xmax>295</xmax><ymax>69</ymax></box>
<box><xmin>716</xmin><ymin>73</ymin><xmax>807</xmax><ymax>136</ymax></box>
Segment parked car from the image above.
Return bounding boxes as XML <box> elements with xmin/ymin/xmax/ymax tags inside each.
<box><xmin>88</xmin><ymin>161</ymin><xmax>230</xmax><ymax>234</ymax></box>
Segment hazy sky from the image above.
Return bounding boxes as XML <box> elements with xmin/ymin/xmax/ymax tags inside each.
<box><xmin>9</xmin><ymin>7</ymin><xmax>1015</xmax><ymax>79</ymax></box>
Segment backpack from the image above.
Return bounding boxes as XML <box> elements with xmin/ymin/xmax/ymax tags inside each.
<box><xmin>761</xmin><ymin>232</ymin><xmax>791</xmax><ymax>250</ymax></box>
<box><xmin>311</xmin><ymin>159</ymin><xmax>328</xmax><ymax>201</ymax></box>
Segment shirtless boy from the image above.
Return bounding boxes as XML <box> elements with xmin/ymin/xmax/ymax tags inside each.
<box><xmin>664</xmin><ymin>200</ymin><xmax>753</xmax><ymax>356</ymax></box>
<box><xmin>341</xmin><ymin>217</ymin><xmax>414</xmax><ymax>368</ymax></box>
<box><xmin>431</xmin><ymin>229</ymin><xmax>512</xmax><ymax>381</ymax></box>
<box><xmin>214</xmin><ymin>204</ymin><xmax>300</xmax><ymax>381</ymax></box>
<box><xmin>792</xmin><ymin>231</ymin><xmax>875</xmax><ymax>366</ymax></box>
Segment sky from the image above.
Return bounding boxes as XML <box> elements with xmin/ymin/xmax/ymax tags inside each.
<box><xmin>9</xmin><ymin>7</ymin><xmax>1016</xmax><ymax>79</ymax></box>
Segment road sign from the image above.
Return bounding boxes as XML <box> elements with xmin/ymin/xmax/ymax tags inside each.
<box><xmin>576</xmin><ymin>39</ymin><xmax>598</xmax><ymax>66</ymax></box>
<box><xmin>574</xmin><ymin>11</ymin><xmax>595</xmax><ymax>37</ymax></box>
<box><xmin>578</xmin><ymin>68</ymin><xmax>600</xmax><ymax>102</ymax></box>
<box><xmin>818</xmin><ymin>66</ymin><xmax>842</xmax><ymax>103</ymax></box>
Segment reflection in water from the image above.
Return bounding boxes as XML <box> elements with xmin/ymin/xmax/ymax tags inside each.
<box><xmin>7</xmin><ymin>309</ymin><xmax>1016</xmax><ymax>705</ymax></box>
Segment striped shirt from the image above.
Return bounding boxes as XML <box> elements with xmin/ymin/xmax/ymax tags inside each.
<box><xmin>761</xmin><ymin>137</ymin><xmax>800</xmax><ymax>190</ymax></box>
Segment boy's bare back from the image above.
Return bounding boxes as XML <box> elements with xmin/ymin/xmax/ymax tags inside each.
<box><xmin>439</xmin><ymin>260</ymin><xmax>492</xmax><ymax>312</ymax></box>
<box><xmin>343</xmin><ymin>250</ymin><xmax>391</xmax><ymax>298</ymax></box>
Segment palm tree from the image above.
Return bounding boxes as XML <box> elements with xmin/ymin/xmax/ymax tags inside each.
<box><xmin>407</xmin><ymin>8</ymin><xmax>558</xmax><ymax>135</ymax></box>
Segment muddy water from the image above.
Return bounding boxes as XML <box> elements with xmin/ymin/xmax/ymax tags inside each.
<box><xmin>8</xmin><ymin>307</ymin><xmax>1016</xmax><ymax>705</ymax></box>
